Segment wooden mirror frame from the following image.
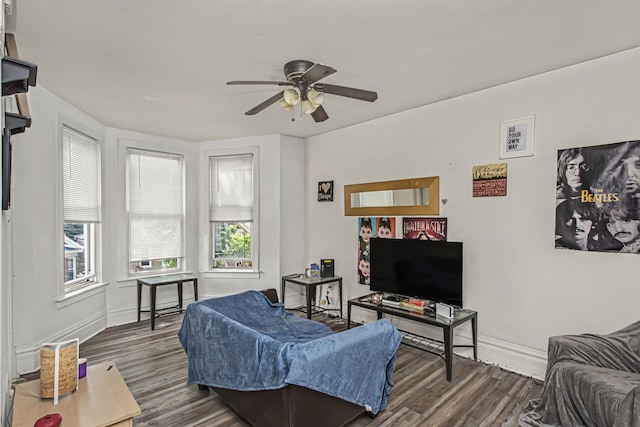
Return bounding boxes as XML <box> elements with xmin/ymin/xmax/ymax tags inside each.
<box><xmin>344</xmin><ymin>176</ymin><xmax>440</xmax><ymax>216</ymax></box>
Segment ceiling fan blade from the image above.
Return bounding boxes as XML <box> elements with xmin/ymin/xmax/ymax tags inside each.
<box><xmin>227</xmin><ymin>80</ymin><xmax>292</xmax><ymax>86</ymax></box>
<box><xmin>300</xmin><ymin>63</ymin><xmax>337</xmax><ymax>84</ymax></box>
<box><xmin>311</xmin><ymin>105</ymin><xmax>329</xmax><ymax>123</ymax></box>
<box><xmin>313</xmin><ymin>83</ymin><xmax>378</xmax><ymax>102</ymax></box>
<box><xmin>245</xmin><ymin>91</ymin><xmax>284</xmax><ymax>115</ymax></box>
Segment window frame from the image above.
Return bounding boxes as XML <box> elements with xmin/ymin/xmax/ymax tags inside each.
<box><xmin>56</xmin><ymin>117</ymin><xmax>104</xmax><ymax>300</ymax></box>
<box><xmin>125</xmin><ymin>148</ymin><xmax>186</xmax><ymax>278</ymax></box>
<box><xmin>64</xmin><ymin>223</ymin><xmax>96</xmax><ymax>290</ymax></box>
<box><xmin>206</xmin><ymin>146</ymin><xmax>260</xmax><ymax>274</ymax></box>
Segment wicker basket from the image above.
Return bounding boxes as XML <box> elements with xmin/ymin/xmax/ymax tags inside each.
<box><xmin>40</xmin><ymin>339</ymin><xmax>79</xmax><ymax>401</ymax></box>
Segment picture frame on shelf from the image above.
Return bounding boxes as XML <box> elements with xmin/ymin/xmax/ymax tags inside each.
<box><xmin>499</xmin><ymin>115</ymin><xmax>535</xmax><ymax>159</ymax></box>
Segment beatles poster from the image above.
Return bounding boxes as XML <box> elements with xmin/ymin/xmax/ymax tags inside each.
<box><xmin>403</xmin><ymin>217</ymin><xmax>448</xmax><ymax>241</ymax></box>
<box><xmin>357</xmin><ymin>217</ymin><xmax>396</xmax><ymax>285</ymax></box>
<box><xmin>473</xmin><ymin>163</ymin><xmax>507</xmax><ymax>197</ymax></box>
<box><xmin>555</xmin><ymin>140</ymin><xmax>640</xmax><ymax>254</ymax></box>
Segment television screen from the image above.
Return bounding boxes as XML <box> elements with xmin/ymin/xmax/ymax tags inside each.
<box><xmin>370</xmin><ymin>238</ymin><xmax>463</xmax><ymax>307</ymax></box>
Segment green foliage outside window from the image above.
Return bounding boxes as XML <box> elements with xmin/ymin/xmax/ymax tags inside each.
<box><xmin>162</xmin><ymin>258</ymin><xmax>178</xmax><ymax>269</ymax></box>
<box><xmin>214</xmin><ymin>223</ymin><xmax>251</xmax><ymax>266</ymax></box>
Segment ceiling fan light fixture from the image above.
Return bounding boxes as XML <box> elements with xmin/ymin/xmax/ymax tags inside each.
<box><xmin>283</xmin><ymin>88</ymin><xmax>300</xmax><ymax>106</ymax></box>
<box><xmin>307</xmin><ymin>89</ymin><xmax>324</xmax><ymax>107</ymax></box>
<box><xmin>301</xmin><ymin>99</ymin><xmax>318</xmax><ymax>115</ymax></box>
<box><xmin>279</xmin><ymin>98</ymin><xmax>294</xmax><ymax>112</ymax></box>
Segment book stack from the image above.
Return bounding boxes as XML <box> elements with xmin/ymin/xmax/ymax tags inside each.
<box><xmin>381</xmin><ymin>294</ymin><xmax>405</xmax><ymax>308</ymax></box>
<box><xmin>399</xmin><ymin>298</ymin><xmax>431</xmax><ymax>312</ymax></box>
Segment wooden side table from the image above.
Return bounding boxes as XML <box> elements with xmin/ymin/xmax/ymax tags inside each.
<box><xmin>137</xmin><ymin>273</ymin><xmax>198</xmax><ymax>330</ymax></box>
<box><xmin>12</xmin><ymin>361</ymin><xmax>140</xmax><ymax>427</ymax></box>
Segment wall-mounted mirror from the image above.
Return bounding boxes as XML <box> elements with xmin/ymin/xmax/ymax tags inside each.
<box><xmin>344</xmin><ymin>176</ymin><xmax>439</xmax><ymax>216</ymax></box>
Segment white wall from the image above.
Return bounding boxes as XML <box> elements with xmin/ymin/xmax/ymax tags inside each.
<box><xmin>279</xmin><ymin>135</ymin><xmax>305</xmax><ymax>282</ymax></box>
<box><xmin>11</xmin><ymin>86</ymin><xmax>109</xmax><ymax>374</ymax></box>
<box><xmin>0</xmin><ymin>57</ymin><xmax>9</xmax><ymax>424</ymax></box>
<box><xmin>304</xmin><ymin>48</ymin><xmax>640</xmax><ymax>379</ymax></box>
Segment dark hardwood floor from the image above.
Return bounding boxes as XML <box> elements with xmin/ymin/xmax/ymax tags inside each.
<box><xmin>75</xmin><ymin>311</ymin><xmax>542</xmax><ymax>427</ymax></box>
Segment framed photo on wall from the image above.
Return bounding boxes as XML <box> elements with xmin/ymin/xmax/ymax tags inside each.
<box><xmin>318</xmin><ymin>180</ymin><xmax>333</xmax><ymax>202</ymax></box>
<box><xmin>472</xmin><ymin>163</ymin><xmax>508</xmax><ymax>197</ymax></box>
<box><xmin>499</xmin><ymin>115</ymin><xmax>535</xmax><ymax>159</ymax></box>
<box><xmin>402</xmin><ymin>217</ymin><xmax>447</xmax><ymax>241</ymax></box>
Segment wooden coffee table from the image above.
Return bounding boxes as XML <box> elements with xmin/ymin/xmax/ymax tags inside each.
<box><xmin>12</xmin><ymin>361</ymin><xmax>140</xmax><ymax>427</ymax></box>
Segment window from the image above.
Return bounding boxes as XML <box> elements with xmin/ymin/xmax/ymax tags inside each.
<box><xmin>209</xmin><ymin>153</ymin><xmax>257</xmax><ymax>270</ymax></box>
<box><xmin>62</xmin><ymin>126</ymin><xmax>100</xmax><ymax>291</ymax></box>
<box><xmin>127</xmin><ymin>149</ymin><xmax>184</xmax><ymax>275</ymax></box>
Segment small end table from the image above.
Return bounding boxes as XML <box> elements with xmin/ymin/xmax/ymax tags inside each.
<box><xmin>137</xmin><ymin>273</ymin><xmax>198</xmax><ymax>330</ymax></box>
<box><xmin>281</xmin><ymin>274</ymin><xmax>343</xmax><ymax>319</ymax></box>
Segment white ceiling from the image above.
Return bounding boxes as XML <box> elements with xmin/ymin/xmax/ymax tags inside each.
<box><xmin>12</xmin><ymin>1</ymin><xmax>640</xmax><ymax>142</ymax></box>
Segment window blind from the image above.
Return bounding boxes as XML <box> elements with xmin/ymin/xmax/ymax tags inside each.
<box><xmin>209</xmin><ymin>154</ymin><xmax>253</xmax><ymax>222</ymax></box>
<box><xmin>62</xmin><ymin>126</ymin><xmax>100</xmax><ymax>223</ymax></box>
<box><xmin>127</xmin><ymin>149</ymin><xmax>184</xmax><ymax>262</ymax></box>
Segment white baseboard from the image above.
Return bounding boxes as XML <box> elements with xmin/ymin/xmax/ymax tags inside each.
<box><xmin>476</xmin><ymin>335</ymin><xmax>547</xmax><ymax>380</ymax></box>
<box><xmin>15</xmin><ymin>311</ymin><xmax>107</xmax><ymax>375</ymax></box>
<box><xmin>107</xmin><ymin>297</ymin><xmax>197</xmax><ymax>327</ymax></box>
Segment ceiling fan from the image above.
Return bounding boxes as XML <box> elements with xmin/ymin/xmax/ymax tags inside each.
<box><xmin>227</xmin><ymin>60</ymin><xmax>378</xmax><ymax>123</ymax></box>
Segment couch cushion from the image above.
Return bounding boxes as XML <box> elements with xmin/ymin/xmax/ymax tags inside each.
<box><xmin>558</xmin><ymin>362</ymin><xmax>640</xmax><ymax>426</ymax></box>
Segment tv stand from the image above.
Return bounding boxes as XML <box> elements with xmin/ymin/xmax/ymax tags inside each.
<box><xmin>347</xmin><ymin>293</ymin><xmax>477</xmax><ymax>382</ymax></box>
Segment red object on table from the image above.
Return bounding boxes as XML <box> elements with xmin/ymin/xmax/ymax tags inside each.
<box><xmin>34</xmin><ymin>413</ymin><xmax>62</xmax><ymax>427</ymax></box>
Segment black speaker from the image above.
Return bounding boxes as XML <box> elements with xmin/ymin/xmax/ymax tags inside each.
<box><xmin>320</xmin><ymin>259</ymin><xmax>334</xmax><ymax>277</ymax></box>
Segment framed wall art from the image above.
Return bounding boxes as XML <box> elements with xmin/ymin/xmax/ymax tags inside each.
<box><xmin>318</xmin><ymin>180</ymin><xmax>333</xmax><ymax>202</ymax></box>
<box><xmin>473</xmin><ymin>163</ymin><xmax>507</xmax><ymax>197</ymax></box>
<box><xmin>499</xmin><ymin>115</ymin><xmax>535</xmax><ymax>159</ymax></box>
<box><xmin>402</xmin><ymin>217</ymin><xmax>448</xmax><ymax>241</ymax></box>
<box><xmin>555</xmin><ymin>140</ymin><xmax>640</xmax><ymax>254</ymax></box>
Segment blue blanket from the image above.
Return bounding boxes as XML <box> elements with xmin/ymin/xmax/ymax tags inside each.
<box><xmin>178</xmin><ymin>290</ymin><xmax>402</xmax><ymax>414</ymax></box>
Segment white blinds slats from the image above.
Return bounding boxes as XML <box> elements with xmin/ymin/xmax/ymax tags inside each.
<box><xmin>62</xmin><ymin>127</ymin><xmax>100</xmax><ymax>223</ymax></box>
<box><xmin>209</xmin><ymin>154</ymin><xmax>253</xmax><ymax>222</ymax></box>
<box><xmin>128</xmin><ymin>150</ymin><xmax>184</xmax><ymax>262</ymax></box>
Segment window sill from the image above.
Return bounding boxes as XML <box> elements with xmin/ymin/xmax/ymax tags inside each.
<box><xmin>202</xmin><ymin>270</ymin><xmax>261</xmax><ymax>280</ymax></box>
<box><xmin>116</xmin><ymin>270</ymin><xmax>195</xmax><ymax>287</ymax></box>
<box><xmin>56</xmin><ymin>281</ymin><xmax>109</xmax><ymax>309</ymax></box>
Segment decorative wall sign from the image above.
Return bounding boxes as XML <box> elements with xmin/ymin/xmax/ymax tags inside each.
<box><xmin>402</xmin><ymin>217</ymin><xmax>447</xmax><ymax>241</ymax></box>
<box><xmin>555</xmin><ymin>140</ymin><xmax>640</xmax><ymax>254</ymax></box>
<box><xmin>473</xmin><ymin>163</ymin><xmax>508</xmax><ymax>197</ymax></box>
<box><xmin>318</xmin><ymin>180</ymin><xmax>333</xmax><ymax>202</ymax></box>
<box><xmin>499</xmin><ymin>116</ymin><xmax>535</xmax><ymax>159</ymax></box>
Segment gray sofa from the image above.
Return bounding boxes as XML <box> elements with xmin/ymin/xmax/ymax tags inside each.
<box><xmin>519</xmin><ymin>321</ymin><xmax>640</xmax><ymax>427</ymax></box>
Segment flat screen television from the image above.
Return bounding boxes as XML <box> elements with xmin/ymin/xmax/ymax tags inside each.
<box><xmin>369</xmin><ymin>238</ymin><xmax>463</xmax><ymax>307</ymax></box>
